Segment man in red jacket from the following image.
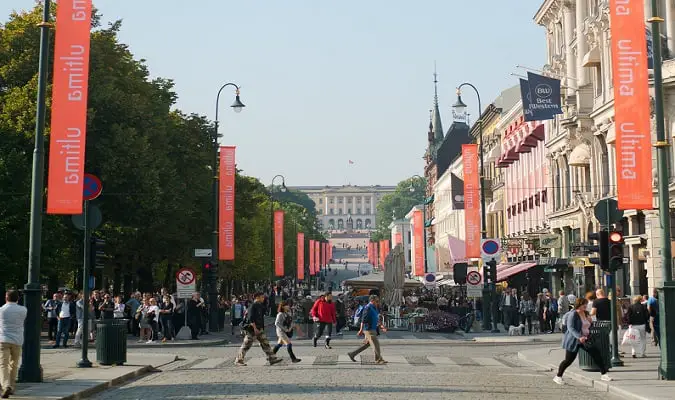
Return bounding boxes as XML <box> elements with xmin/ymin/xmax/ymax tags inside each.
<box><xmin>311</xmin><ymin>292</ymin><xmax>337</xmax><ymax>349</ymax></box>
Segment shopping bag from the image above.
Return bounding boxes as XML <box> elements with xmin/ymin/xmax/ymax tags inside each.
<box><xmin>622</xmin><ymin>326</ymin><xmax>638</xmax><ymax>346</ymax></box>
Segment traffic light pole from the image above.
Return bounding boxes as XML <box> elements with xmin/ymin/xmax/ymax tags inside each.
<box><xmin>608</xmin><ymin>270</ymin><xmax>623</xmax><ymax>367</ymax></box>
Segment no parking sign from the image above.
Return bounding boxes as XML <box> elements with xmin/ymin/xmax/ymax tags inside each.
<box><xmin>480</xmin><ymin>239</ymin><xmax>501</xmax><ymax>262</ymax></box>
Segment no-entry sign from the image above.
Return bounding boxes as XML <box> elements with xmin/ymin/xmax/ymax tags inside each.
<box><xmin>466</xmin><ymin>268</ymin><xmax>483</xmax><ymax>298</ymax></box>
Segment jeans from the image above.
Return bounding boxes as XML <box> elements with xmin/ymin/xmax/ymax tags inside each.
<box><xmin>48</xmin><ymin>317</ymin><xmax>58</xmax><ymax>340</ymax></box>
<box><xmin>55</xmin><ymin>317</ymin><xmax>71</xmax><ymax>347</ymax></box>
<box><xmin>314</xmin><ymin>322</ymin><xmax>333</xmax><ymax>342</ymax></box>
<box><xmin>520</xmin><ymin>314</ymin><xmax>532</xmax><ymax>334</ymax></box>
<box><xmin>160</xmin><ymin>316</ymin><xmax>173</xmax><ymax>340</ymax></box>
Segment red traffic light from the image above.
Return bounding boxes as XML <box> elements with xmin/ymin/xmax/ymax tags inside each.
<box><xmin>609</xmin><ymin>232</ymin><xmax>623</xmax><ymax>243</ymax></box>
<box><xmin>204</xmin><ymin>263</ymin><xmax>211</xmax><ymax>269</ymax></box>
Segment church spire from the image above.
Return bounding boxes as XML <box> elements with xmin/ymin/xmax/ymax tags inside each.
<box><xmin>432</xmin><ymin>63</ymin><xmax>444</xmax><ymax>142</ymax></box>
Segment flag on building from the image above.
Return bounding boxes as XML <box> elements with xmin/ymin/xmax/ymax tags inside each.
<box><xmin>348</xmin><ymin>160</ymin><xmax>355</xmax><ymax>164</ymax></box>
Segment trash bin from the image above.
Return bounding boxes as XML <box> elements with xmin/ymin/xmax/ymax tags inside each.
<box><xmin>96</xmin><ymin>319</ymin><xmax>128</xmax><ymax>366</ymax></box>
<box><xmin>578</xmin><ymin>320</ymin><xmax>611</xmax><ymax>371</ymax></box>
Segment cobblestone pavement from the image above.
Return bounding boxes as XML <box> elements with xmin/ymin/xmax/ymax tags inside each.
<box><xmin>90</xmin><ymin>342</ymin><xmax>618</xmax><ymax>400</ymax></box>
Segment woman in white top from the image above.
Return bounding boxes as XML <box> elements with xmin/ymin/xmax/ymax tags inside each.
<box><xmin>113</xmin><ymin>296</ymin><xmax>126</xmax><ymax>319</ymax></box>
<box><xmin>272</xmin><ymin>301</ymin><xmax>301</xmax><ymax>363</ymax></box>
<box><xmin>146</xmin><ymin>298</ymin><xmax>160</xmax><ymax>343</ymax></box>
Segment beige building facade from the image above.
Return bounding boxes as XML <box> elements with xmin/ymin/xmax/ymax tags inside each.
<box><xmin>291</xmin><ymin>185</ymin><xmax>396</xmax><ymax>232</ymax></box>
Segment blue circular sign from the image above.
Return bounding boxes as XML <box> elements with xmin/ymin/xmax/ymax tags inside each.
<box><xmin>482</xmin><ymin>240</ymin><xmax>499</xmax><ymax>255</ymax></box>
<box><xmin>83</xmin><ymin>174</ymin><xmax>102</xmax><ymax>200</ymax></box>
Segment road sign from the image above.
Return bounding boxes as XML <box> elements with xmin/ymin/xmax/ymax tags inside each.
<box><xmin>71</xmin><ymin>204</ymin><xmax>102</xmax><ymax>230</ymax></box>
<box><xmin>83</xmin><ymin>174</ymin><xmax>103</xmax><ymax>201</ymax></box>
<box><xmin>194</xmin><ymin>248</ymin><xmax>213</xmax><ymax>257</ymax></box>
<box><xmin>594</xmin><ymin>198</ymin><xmax>623</xmax><ymax>227</ymax></box>
<box><xmin>466</xmin><ymin>268</ymin><xmax>483</xmax><ymax>297</ymax></box>
<box><xmin>480</xmin><ymin>239</ymin><xmax>501</xmax><ymax>261</ymax></box>
<box><xmin>176</xmin><ymin>268</ymin><xmax>196</xmax><ymax>299</ymax></box>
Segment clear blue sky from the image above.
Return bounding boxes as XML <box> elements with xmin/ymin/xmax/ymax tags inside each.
<box><xmin>2</xmin><ymin>0</ymin><xmax>545</xmax><ymax>186</ymax></box>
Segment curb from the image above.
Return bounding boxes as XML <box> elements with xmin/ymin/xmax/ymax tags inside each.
<box><xmin>517</xmin><ymin>351</ymin><xmax>649</xmax><ymax>400</ymax></box>
<box><xmin>59</xmin><ymin>355</ymin><xmax>180</xmax><ymax>400</ymax></box>
<box><xmin>127</xmin><ymin>338</ymin><xmax>229</xmax><ymax>349</ymax></box>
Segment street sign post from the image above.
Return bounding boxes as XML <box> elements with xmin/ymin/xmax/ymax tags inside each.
<box><xmin>466</xmin><ymin>269</ymin><xmax>483</xmax><ymax>297</ymax></box>
<box><xmin>194</xmin><ymin>249</ymin><xmax>213</xmax><ymax>258</ymax></box>
<box><xmin>481</xmin><ymin>239</ymin><xmax>501</xmax><ymax>262</ymax></box>
<box><xmin>176</xmin><ymin>268</ymin><xmax>196</xmax><ymax>299</ymax></box>
<box><xmin>594</xmin><ymin>198</ymin><xmax>624</xmax><ymax>227</ymax></box>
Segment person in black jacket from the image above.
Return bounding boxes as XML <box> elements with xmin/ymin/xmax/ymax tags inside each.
<box><xmin>234</xmin><ymin>293</ymin><xmax>282</xmax><ymax>366</ymax></box>
<box><xmin>626</xmin><ymin>295</ymin><xmax>649</xmax><ymax>358</ymax></box>
<box><xmin>187</xmin><ymin>293</ymin><xmax>203</xmax><ymax>340</ymax></box>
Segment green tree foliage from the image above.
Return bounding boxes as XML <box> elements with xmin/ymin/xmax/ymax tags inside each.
<box><xmin>0</xmin><ymin>6</ymin><xmax>319</xmax><ymax>292</ymax></box>
<box><xmin>370</xmin><ymin>178</ymin><xmax>426</xmax><ymax>241</ymax></box>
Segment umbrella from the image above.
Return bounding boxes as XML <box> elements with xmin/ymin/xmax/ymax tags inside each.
<box><xmin>383</xmin><ymin>251</ymin><xmax>394</xmax><ymax>305</ymax></box>
<box><xmin>389</xmin><ymin>244</ymin><xmax>405</xmax><ymax>308</ymax></box>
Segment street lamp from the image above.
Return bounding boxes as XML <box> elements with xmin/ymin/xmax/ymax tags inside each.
<box><xmin>19</xmin><ymin>0</ymin><xmax>52</xmax><ymax>383</ymax></box>
<box><xmin>210</xmin><ymin>82</ymin><xmax>245</xmax><ymax>332</ymax></box>
<box><xmin>453</xmin><ymin>83</ymin><xmax>498</xmax><ymax>333</ymax></box>
<box><xmin>270</xmin><ymin>175</ymin><xmax>287</xmax><ymax>281</ymax></box>
<box><xmin>409</xmin><ymin>175</ymin><xmax>428</xmax><ymax>274</ymax></box>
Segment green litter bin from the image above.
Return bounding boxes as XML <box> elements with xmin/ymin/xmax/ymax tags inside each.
<box><xmin>578</xmin><ymin>320</ymin><xmax>611</xmax><ymax>371</ymax></box>
<box><xmin>96</xmin><ymin>319</ymin><xmax>128</xmax><ymax>366</ymax></box>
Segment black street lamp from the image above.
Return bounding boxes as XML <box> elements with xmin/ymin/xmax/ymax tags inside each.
<box><xmin>211</xmin><ymin>82</ymin><xmax>245</xmax><ymax>331</ymax></box>
<box><xmin>408</xmin><ymin>175</ymin><xmax>428</xmax><ymax>273</ymax></box>
<box><xmin>19</xmin><ymin>0</ymin><xmax>52</xmax><ymax>383</ymax></box>
<box><xmin>453</xmin><ymin>83</ymin><xmax>498</xmax><ymax>333</ymax></box>
<box><xmin>270</xmin><ymin>175</ymin><xmax>287</xmax><ymax>281</ymax></box>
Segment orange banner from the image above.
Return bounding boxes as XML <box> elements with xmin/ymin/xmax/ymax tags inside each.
<box><xmin>219</xmin><ymin>146</ymin><xmax>236</xmax><ymax>260</ymax></box>
<box><xmin>328</xmin><ymin>244</ymin><xmax>332</xmax><ymax>262</ymax></box>
<box><xmin>413</xmin><ymin>210</ymin><xmax>424</xmax><ymax>276</ymax></box>
<box><xmin>314</xmin><ymin>241</ymin><xmax>320</xmax><ymax>273</ymax></box>
<box><xmin>309</xmin><ymin>239</ymin><xmax>315</xmax><ymax>275</ymax></box>
<box><xmin>322</xmin><ymin>242</ymin><xmax>327</xmax><ymax>269</ymax></box>
<box><xmin>46</xmin><ymin>0</ymin><xmax>93</xmax><ymax>214</ymax></box>
<box><xmin>394</xmin><ymin>232</ymin><xmax>402</xmax><ymax>246</ymax></box>
<box><xmin>274</xmin><ymin>211</ymin><xmax>284</xmax><ymax>277</ymax></box>
<box><xmin>610</xmin><ymin>0</ymin><xmax>653</xmax><ymax>210</ymax></box>
<box><xmin>462</xmin><ymin>144</ymin><xmax>481</xmax><ymax>258</ymax></box>
<box><xmin>297</xmin><ymin>233</ymin><xmax>304</xmax><ymax>281</ymax></box>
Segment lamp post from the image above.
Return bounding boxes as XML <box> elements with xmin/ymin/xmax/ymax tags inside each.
<box><xmin>649</xmin><ymin>1</ymin><xmax>675</xmax><ymax>380</ymax></box>
<box><xmin>409</xmin><ymin>175</ymin><xmax>428</xmax><ymax>273</ymax></box>
<box><xmin>19</xmin><ymin>0</ymin><xmax>52</xmax><ymax>383</ymax></box>
<box><xmin>270</xmin><ymin>175</ymin><xmax>287</xmax><ymax>282</ymax></box>
<box><xmin>211</xmin><ymin>83</ymin><xmax>245</xmax><ymax>331</ymax></box>
<box><xmin>453</xmin><ymin>84</ymin><xmax>498</xmax><ymax>333</ymax></box>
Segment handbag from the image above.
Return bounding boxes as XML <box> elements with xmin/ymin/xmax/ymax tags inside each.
<box><xmin>622</xmin><ymin>326</ymin><xmax>638</xmax><ymax>346</ymax></box>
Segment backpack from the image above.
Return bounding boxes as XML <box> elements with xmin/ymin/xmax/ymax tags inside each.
<box><xmin>239</xmin><ymin>304</ymin><xmax>255</xmax><ymax>332</ymax></box>
<box><xmin>550</xmin><ymin>298</ymin><xmax>558</xmax><ymax>313</ymax></box>
<box><xmin>355</xmin><ymin>304</ymin><xmax>371</xmax><ymax>327</ymax></box>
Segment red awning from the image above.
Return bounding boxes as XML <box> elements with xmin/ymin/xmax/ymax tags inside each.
<box><xmin>496</xmin><ymin>262</ymin><xmax>538</xmax><ymax>282</ymax></box>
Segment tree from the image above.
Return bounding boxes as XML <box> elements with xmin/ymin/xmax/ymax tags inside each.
<box><xmin>370</xmin><ymin>177</ymin><xmax>426</xmax><ymax>241</ymax></box>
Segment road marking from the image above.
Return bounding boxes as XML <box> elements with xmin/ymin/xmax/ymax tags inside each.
<box><xmin>190</xmin><ymin>358</ymin><xmax>225</xmax><ymax>369</ymax></box>
<box><xmin>246</xmin><ymin>357</ymin><xmax>269</xmax><ymax>366</ymax></box>
<box><xmin>404</xmin><ymin>355</ymin><xmax>433</xmax><ymax>365</ymax></box>
<box><xmin>473</xmin><ymin>357</ymin><xmax>508</xmax><ymax>367</ymax></box>
<box><xmin>384</xmin><ymin>355</ymin><xmax>407</xmax><ymax>364</ymax></box>
<box><xmin>427</xmin><ymin>356</ymin><xmax>458</xmax><ymax>366</ymax></box>
<box><xmin>338</xmin><ymin>355</ymin><xmax>355</xmax><ymax>364</ymax></box>
<box><xmin>449</xmin><ymin>356</ymin><xmax>479</xmax><ymax>366</ymax></box>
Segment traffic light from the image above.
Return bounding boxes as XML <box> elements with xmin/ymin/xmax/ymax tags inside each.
<box><xmin>203</xmin><ymin>261</ymin><xmax>217</xmax><ymax>279</ymax></box>
<box><xmin>588</xmin><ymin>230</ymin><xmax>609</xmax><ymax>269</ymax></box>
<box><xmin>608</xmin><ymin>231</ymin><xmax>624</xmax><ymax>271</ymax></box>
<box><xmin>90</xmin><ymin>236</ymin><xmax>106</xmax><ymax>269</ymax></box>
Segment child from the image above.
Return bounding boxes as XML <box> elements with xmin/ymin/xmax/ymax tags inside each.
<box><xmin>273</xmin><ymin>301</ymin><xmax>302</xmax><ymax>363</ymax></box>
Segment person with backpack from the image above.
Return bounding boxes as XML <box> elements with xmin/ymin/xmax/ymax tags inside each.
<box><xmin>272</xmin><ymin>301</ymin><xmax>301</xmax><ymax>363</ymax></box>
<box><xmin>310</xmin><ymin>292</ymin><xmax>337</xmax><ymax>349</ymax></box>
<box><xmin>234</xmin><ymin>292</ymin><xmax>282</xmax><ymax>366</ymax></box>
<box><xmin>543</xmin><ymin>290</ymin><xmax>558</xmax><ymax>333</ymax></box>
<box><xmin>346</xmin><ymin>295</ymin><xmax>387</xmax><ymax>364</ymax></box>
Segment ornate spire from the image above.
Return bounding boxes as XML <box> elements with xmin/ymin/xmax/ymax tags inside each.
<box><xmin>432</xmin><ymin>63</ymin><xmax>444</xmax><ymax>142</ymax></box>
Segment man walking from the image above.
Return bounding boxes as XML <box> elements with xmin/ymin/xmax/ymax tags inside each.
<box><xmin>311</xmin><ymin>292</ymin><xmax>336</xmax><ymax>349</ymax></box>
<box><xmin>54</xmin><ymin>292</ymin><xmax>75</xmax><ymax>348</ymax></box>
<box><xmin>347</xmin><ymin>295</ymin><xmax>387</xmax><ymax>364</ymax></box>
<box><xmin>0</xmin><ymin>290</ymin><xmax>28</xmax><ymax>398</ymax></box>
<box><xmin>235</xmin><ymin>292</ymin><xmax>282</xmax><ymax>366</ymax></box>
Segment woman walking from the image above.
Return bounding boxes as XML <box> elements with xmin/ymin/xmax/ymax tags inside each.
<box><xmin>272</xmin><ymin>301</ymin><xmax>302</xmax><ymax>363</ymax></box>
<box><xmin>626</xmin><ymin>295</ymin><xmax>649</xmax><ymax>358</ymax></box>
<box><xmin>519</xmin><ymin>293</ymin><xmax>534</xmax><ymax>335</ymax></box>
<box><xmin>554</xmin><ymin>298</ymin><xmax>612</xmax><ymax>385</ymax></box>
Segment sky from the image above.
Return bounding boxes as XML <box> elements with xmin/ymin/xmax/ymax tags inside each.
<box><xmin>1</xmin><ymin>0</ymin><xmax>546</xmax><ymax>187</ymax></box>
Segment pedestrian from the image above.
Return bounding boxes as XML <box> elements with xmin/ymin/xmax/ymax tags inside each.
<box><xmin>0</xmin><ymin>290</ymin><xmax>27</xmax><ymax>398</ymax></box>
<box><xmin>73</xmin><ymin>292</ymin><xmax>85</xmax><ymax>347</ymax></box>
<box><xmin>230</xmin><ymin>297</ymin><xmax>245</xmax><ymax>335</ymax></box>
<box><xmin>554</xmin><ymin>297</ymin><xmax>612</xmax><ymax>385</ymax></box>
<box><xmin>272</xmin><ymin>301</ymin><xmax>302</xmax><ymax>363</ymax></box>
<box><xmin>159</xmin><ymin>294</ymin><xmax>174</xmax><ymax>342</ymax></box>
<box><xmin>43</xmin><ymin>293</ymin><xmax>59</xmax><ymax>342</ymax></box>
<box><xmin>53</xmin><ymin>292</ymin><xmax>75</xmax><ymax>348</ymax></box>
<box><xmin>311</xmin><ymin>292</ymin><xmax>336</xmax><ymax>349</ymax></box>
<box><xmin>187</xmin><ymin>293</ymin><xmax>203</xmax><ymax>340</ymax></box>
<box><xmin>626</xmin><ymin>295</ymin><xmax>649</xmax><ymax>358</ymax></box>
<box><xmin>234</xmin><ymin>292</ymin><xmax>282</xmax><ymax>366</ymax></box>
<box><xmin>335</xmin><ymin>294</ymin><xmax>346</xmax><ymax>335</ymax></box>
<box><xmin>347</xmin><ymin>295</ymin><xmax>387</xmax><ymax>364</ymax></box>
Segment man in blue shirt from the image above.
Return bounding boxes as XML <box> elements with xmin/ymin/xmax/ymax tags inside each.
<box><xmin>647</xmin><ymin>288</ymin><xmax>660</xmax><ymax>347</ymax></box>
<box><xmin>347</xmin><ymin>295</ymin><xmax>387</xmax><ymax>364</ymax></box>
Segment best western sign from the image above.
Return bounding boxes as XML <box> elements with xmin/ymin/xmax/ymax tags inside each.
<box><xmin>539</xmin><ymin>234</ymin><xmax>561</xmax><ymax>249</ymax></box>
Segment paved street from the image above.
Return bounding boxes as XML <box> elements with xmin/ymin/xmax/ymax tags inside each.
<box><xmin>90</xmin><ymin>341</ymin><xmax>617</xmax><ymax>400</ymax></box>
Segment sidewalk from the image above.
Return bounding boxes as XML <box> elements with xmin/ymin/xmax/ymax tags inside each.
<box><xmin>12</xmin><ymin>350</ymin><xmax>178</xmax><ymax>400</ymax></box>
<box><xmin>456</xmin><ymin>328</ymin><xmax>564</xmax><ymax>344</ymax></box>
<box><xmin>518</xmin><ymin>346</ymin><xmax>675</xmax><ymax>400</ymax></box>
<box><xmin>40</xmin><ymin>332</ymin><xmax>228</xmax><ymax>350</ymax></box>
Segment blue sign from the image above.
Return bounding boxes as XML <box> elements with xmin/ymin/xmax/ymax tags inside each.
<box><xmin>83</xmin><ymin>174</ymin><xmax>102</xmax><ymax>201</ymax></box>
<box><xmin>482</xmin><ymin>240</ymin><xmax>499</xmax><ymax>255</ymax></box>
<box><xmin>88</xmin><ymin>276</ymin><xmax>95</xmax><ymax>290</ymax></box>
<box><xmin>522</xmin><ymin>72</ymin><xmax>563</xmax><ymax>121</ymax></box>
<box><xmin>646</xmin><ymin>27</ymin><xmax>654</xmax><ymax>69</ymax></box>
<box><xmin>519</xmin><ymin>79</ymin><xmax>535</xmax><ymax>121</ymax></box>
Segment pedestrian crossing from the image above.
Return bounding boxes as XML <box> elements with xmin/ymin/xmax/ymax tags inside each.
<box><xmin>177</xmin><ymin>354</ymin><xmax>514</xmax><ymax>369</ymax></box>
<box><xmin>260</xmin><ymin>331</ymin><xmax>458</xmax><ymax>342</ymax></box>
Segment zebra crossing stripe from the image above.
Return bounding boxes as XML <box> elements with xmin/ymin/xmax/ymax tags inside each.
<box><xmin>197</xmin><ymin>355</ymin><xmax>511</xmax><ymax>368</ymax></box>
<box><xmin>191</xmin><ymin>358</ymin><xmax>226</xmax><ymax>369</ymax></box>
<box><xmin>427</xmin><ymin>356</ymin><xmax>458</xmax><ymax>365</ymax></box>
<box><xmin>473</xmin><ymin>357</ymin><xmax>508</xmax><ymax>367</ymax></box>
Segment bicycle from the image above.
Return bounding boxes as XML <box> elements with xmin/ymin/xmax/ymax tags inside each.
<box><xmin>457</xmin><ymin>310</ymin><xmax>475</xmax><ymax>333</ymax></box>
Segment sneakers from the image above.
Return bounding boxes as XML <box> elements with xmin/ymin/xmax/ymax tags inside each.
<box><xmin>324</xmin><ymin>343</ymin><xmax>332</xmax><ymax>349</ymax></box>
<box><xmin>553</xmin><ymin>376</ymin><xmax>565</xmax><ymax>385</ymax></box>
<box><xmin>600</xmin><ymin>374</ymin><xmax>613</xmax><ymax>382</ymax></box>
<box><xmin>291</xmin><ymin>358</ymin><xmax>302</xmax><ymax>363</ymax></box>
<box><xmin>234</xmin><ymin>359</ymin><xmax>247</xmax><ymax>366</ymax></box>
<box><xmin>269</xmin><ymin>358</ymin><xmax>283</xmax><ymax>366</ymax></box>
